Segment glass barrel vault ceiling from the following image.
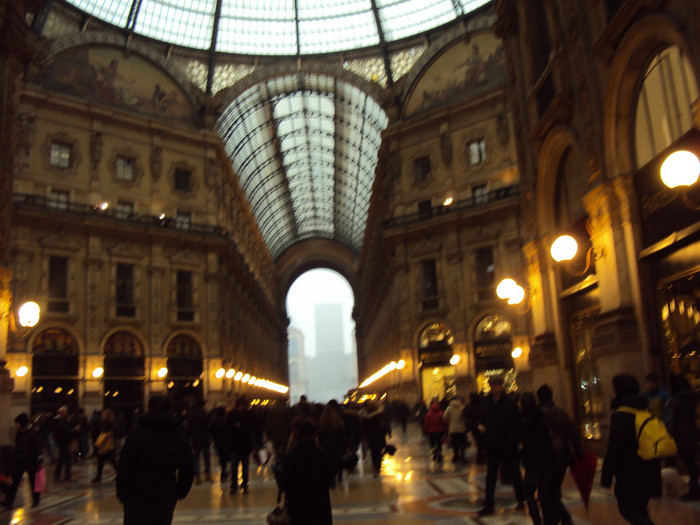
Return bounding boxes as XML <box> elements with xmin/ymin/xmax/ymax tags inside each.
<box><xmin>216</xmin><ymin>74</ymin><xmax>388</xmax><ymax>259</ymax></box>
<box><xmin>65</xmin><ymin>0</ymin><xmax>491</xmax><ymax>56</ymax></box>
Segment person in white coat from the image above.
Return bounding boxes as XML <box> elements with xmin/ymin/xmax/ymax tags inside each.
<box><xmin>443</xmin><ymin>397</ymin><xmax>469</xmax><ymax>463</ymax></box>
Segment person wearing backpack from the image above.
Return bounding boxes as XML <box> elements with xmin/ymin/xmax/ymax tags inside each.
<box><xmin>602</xmin><ymin>374</ymin><xmax>662</xmax><ymax>525</ymax></box>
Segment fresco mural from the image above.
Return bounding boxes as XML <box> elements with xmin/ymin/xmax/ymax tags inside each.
<box><xmin>38</xmin><ymin>47</ymin><xmax>197</xmax><ymax>126</ymax></box>
<box><xmin>405</xmin><ymin>32</ymin><xmax>506</xmax><ymax>117</ymax></box>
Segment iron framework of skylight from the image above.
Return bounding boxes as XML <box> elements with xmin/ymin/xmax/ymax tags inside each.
<box><xmin>216</xmin><ymin>73</ymin><xmax>388</xmax><ymax>259</ymax></box>
<box><xmin>64</xmin><ymin>0</ymin><xmax>491</xmax><ymax>56</ymax></box>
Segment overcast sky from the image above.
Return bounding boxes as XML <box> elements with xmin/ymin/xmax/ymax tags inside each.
<box><xmin>286</xmin><ymin>268</ymin><xmax>355</xmax><ymax>358</ymax></box>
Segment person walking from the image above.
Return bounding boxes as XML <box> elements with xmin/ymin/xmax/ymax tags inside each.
<box><xmin>91</xmin><ymin>408</ymin><xmax>118</xmax><ymax>483</ymax></box>
<box><xmin>317</xmin><ymin>399</ymin><xmax>347</xmax><ymax>487</ymax></box>
<box><xmin>226</xmin><ymin>396</ymin><xmax>256</xmax><ymax>494</ymax></box>
<box><xmin>1</xmin><ymin>414</ymin><xmax>42</xmax><ymax>510</ymax></box>
<box><xmin>210</xmin><ymin>406</ymin><xmax>230</xmax><ymax>483</ymax></box>
<box><xmin>362</xmin><ymin>400</ymin><xmax>389</xmax><ymax>477</ymax></box>
<box><xmin>116</xmin><ymin>395</ymin><xmax>195</xmax><ymax>525</ymax></box>
<box><xmin>477</xmin><ymin>375</ymin><xmax>524</xmax><ymax>517</ymax></box>
<box><xmin>537</xmin><ymin>384</ymin><xmax>582</xmax><ymax>525</ymax></box>
<box><xmin>186</xmin><ymin>400</ymin><xmax>213</xmax><ymax>483</ymax></box>
<box><xmin>52</xmin><ymin>406</ymin><xmax>78</xmax><ymax>483</ymax></box>
<box><xmin>443</xmin><ymin>396</ymin><xmax>468</xmax><ymax>463</ymax></box>
<box><xmin>423</xmin><ymin>401</ymin><xmax>448</xmax><ymax>462</ymax></box>
<box><xmin>601</xmin><ymin>374</ymin><xmax>661</xmax><ymax>525</ymax></box>
<box><xmin>282</xmin><ymin>417</ymin><xmax>333</xmax><ymax>525</ymax></box>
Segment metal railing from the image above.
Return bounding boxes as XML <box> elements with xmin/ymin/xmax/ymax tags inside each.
<box><xmin>13</xmin><ymin>193</ymin><xmax>223</xmax><ymax>236</ymax></box>
<box><xmin>383</xmin><ymin>184</ymin><xmax>520</xmax><ymax>229</ymax></box>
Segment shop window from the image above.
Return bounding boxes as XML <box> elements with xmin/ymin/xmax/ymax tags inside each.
<box><xmin>473</xmin><ymin>313</ymin><xmax>515</xmax><ymax>391</ymax></box>
<box><xmin>49</xmin><ymin>142</ymin><xmax>71</xmax><ymax>169</ymax></box>
<box><xmin>572</xmin><ymin>318</ymin><xmax>603</xmax><ymax>440</ymax></box>
<box><xmin>116</xmin><ymin>263</ymin><xmax>135</xmax><ymax>318</ymax></box>
<box><xmin>31</xmin><ymin>328</ymin><xmax>79</xmax><ymax>415</ymax></box>
<box><xmin>104</xmin><ymin>331</ymin><xmax>145</xmax><ymax>417</ymax></box>
<box><xmin>177</xmin><ymin>270</ymin><xmax>194</xmax><ymax>321</ymax></box>
<box><xmin>413</xmin><ymin>156</ymin><xmax>432</xmax><ymax>182</ymax></box>
<box><xmin>468</xmin><ymin>138</ymin><xmax>486</xmax><ymax>165</ymax></box>
<box><xmin>48</xmin><ymin>256</ymin><xmax>69</xmax><ymax>313</ymax></box>
<box><xmin>167</xmin><ymin>334</ymin><xmax>203</xmax><ymax>405</ymax></box>
<box><xmin>116</xmin><ymin>156</ymin><xmax>135</xmax><ymax>181</ymax></box>
<box><xmin>417</xmin><ymin>322</ymin><xmax>456</xmax><ymax>402</ymax></box>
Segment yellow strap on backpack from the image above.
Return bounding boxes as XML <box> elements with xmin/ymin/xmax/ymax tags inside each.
<box><xmin>617</xmin><ymin>406</ymin><xmax>677</xmax><ymax>461</ymax></box>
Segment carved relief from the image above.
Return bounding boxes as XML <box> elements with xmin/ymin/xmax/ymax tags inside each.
<box><xmin>16</xmin><ymin>112</ymin><xmax>36</xmax><ymax>171</ymax></box>
<box><xmin>150</xmin><ymin>145</ymin><xmax>163</xmax><ymax>181</ymax></box>
<box><xmin>90</xmin><ymin>131</ymin><xmax>103</xmax><ymax>179</ymax></box>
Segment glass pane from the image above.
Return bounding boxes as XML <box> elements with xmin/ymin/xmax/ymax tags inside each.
<box><xmin>135</xmin><ymin>0</ymin><xmax>216</xmax><ymax>49</ymax></box>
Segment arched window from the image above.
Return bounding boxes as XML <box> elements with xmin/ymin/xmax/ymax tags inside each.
<box><xmin>103</xmin><ymin>331</ymin><xmax>145</xmax><ymax>416</ymax></box>
<box><xmin>31</xmin><ymin>328</ymin><xmax>79</xmax><ymax>415</ymax></box>
<box><xmin>417</xmin><ymin>321</ymin><xmax>456</xmax><ymax>402</ymax></box>
<box><xmin>166</xmin><ymin>334</ymin><xmax>203</xmax><ymax>405</ymax></box>
<box><xmin>473</xmin><ymin>313</ymin><xmax>516</xmax><ymax>391</ymax></box>
<box><xmin>635</xmin><ymin>46</ymin><xmax>699</xmax><ymax>168</ymax></box>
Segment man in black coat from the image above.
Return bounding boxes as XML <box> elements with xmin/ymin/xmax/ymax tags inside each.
<box><xmin>602</xmin><ymin>374</ymin><xmax>661</xmax><ymax>525</ymax></box>
<box><xmin>477</xmin><ymin>375</ymin><xmax>524</xmax><ymax>516</ymax></box>
<box><xmin>52</xmin><ymin>406</ymin><xmax>78</xmax><ymax>483</ymax></box>
<box><xmin>117</xmin><ymin>395</ymin><xmax>195</xmax><ymax>525</ymax></box>
<box><xmin>185</xmin><ymin>400</ymin><xmax>212</xmax><ymax>483</ymax></box>
<box><xmin>282</xmin><ymin>417</ymin><xmax>333</xmax><ymax>525</ymax></box>
<box><xmin>226</xmin><ymin>396</ymin><xmax>256</xmax><ymax>494</ymax></box>
<box><xmin>2</xmin><ymin>413</ymin><xmax>42</xmax><ymax>510</ymax></box>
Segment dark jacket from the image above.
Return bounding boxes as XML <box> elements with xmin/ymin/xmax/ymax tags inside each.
<box><xmin>14</xmin><ymin>426</ymin><xmax>41</xmax><ymax>470</ymax></box>
<box><xmin>512</xmin><ymin>408</ymin><xmax>555</xmax><ymax>471</ymax></box>
<box><xmin>225</xmin><ymin>407</ymin><xmax>256</xmax><ymax>454</ymax></box>
<box><xmin>540</xmin><ymin>401</ymin><xmax>582</xmax><ymax>466</ymax></box>
<box><xmin>52</xmin><ymin>416</ymin><xmax>77</xmax><ymax>448</ymax></box>
<box><xmin>185</xmin><ymin>406</ymin><xmax>211</xmax><ymax>450</ymax></box>
<box><xmin>667</xmin><ymin>390</ymin><xmax>698</xmax><ymax>451</ymax></box>
<box><xmin>480</xmin><ymin>393</ymin><xmax>520</xmax><ymax>450</ymax></box>
<box><xmin>601</xmin><ymin>395</ymin><xmax>662</xmax><ymax>498</ymax></box>
<box><xmin>282</xmin><ymin>439</ymin><xmax>333</xmax><ymax>525</ymax></box>
<box><xmin>116</xmin><ymin>412</ymin><xmax>195</xmax><ymax>505</ymax></box>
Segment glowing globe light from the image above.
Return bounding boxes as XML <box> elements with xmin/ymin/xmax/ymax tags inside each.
<box><xmin>157</xmin><ymin>367</ymin><xmax>168</xmax><ymax>378</ymax></box>
<box><xmin>450</xmin><ymin>354</ymin><xmax>460</xmax><ymax>365</ymax></box>
<box><xmin>225</xmin><ymin>368</ymin><xmax>235</xmax><ymax>379</ymax></box>
<box><xmin>92</xmin><ymin>367</ymin><xmax>104</xmax><ymax>378</ymax></box>
<box><xmin>396</xmin><ymin>359</ymin><xmax>406</xmax><ymax>370</ymax></box>
<box><xmin>660</xmin><ymin>150</ymin><xmax>700</xmax><ymax>188</ymax></box>
<box><xmin>248</xmin><ymin>376</ymin><xmax>257</xmax><ymax>384</ymax></box>
<box><xmin>215</xmin><ymin>368</ymin><xmax>225</xmax><ymax>379</ymax></box>
<box><xmin>242</xmin><ymin>374</ymin><xmax>250</xmax><ymax>383</ymax></box>
<box><xmin>443</xmin><ymin>196</ymin><xmax>453</xmax><ymax>206</ymax></box>
<box><xmin>15</xmin><ymin>366</ymin><xmax>28</xmax><ymax>377</ymax></box>
<box><xmin>234</xmin><ymin>372</ymin><xmax>243</xmax><ymax>381</ymax></box>
<box><xmin>550</xmin><ymin>235</ymin><xmax>578</xmax><ymax>262</ymax></box>
<box><xmin>18</xmin><ymin>301</ymin><xmax>40</xmax><ymax>328</ymax></box>
<box><xmin>511</xmin><ymin>347</ymin><xmax>523</xmax><ymax>359</ymax></box>
<box><xmin>507</xmin><ymin>284</ymin><xmax>526</xmax><ymax>305</ymax></box>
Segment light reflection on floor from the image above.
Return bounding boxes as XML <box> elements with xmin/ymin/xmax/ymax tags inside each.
<box><xmin>1</xmin><ymin>422</ymin><xmax>699</xmax><ymax>524</ymax></box>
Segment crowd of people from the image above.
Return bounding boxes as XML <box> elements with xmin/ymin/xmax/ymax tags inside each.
<box><xmin>0</xmin><ymin>369</ymin><xmax>697</xmax><ymax>525</ymax></box>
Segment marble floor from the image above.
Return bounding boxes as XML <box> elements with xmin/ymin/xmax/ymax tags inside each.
<box><xmin>1</xmin><ymin>423</ymin><xmax>698</xmax><ymax>524</ymax></box>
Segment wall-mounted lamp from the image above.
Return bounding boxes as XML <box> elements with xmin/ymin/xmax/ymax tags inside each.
<box><xmin>443</xmin><ymin>196</ymin><xmax>453</xmax><ymax>206</ymax></box>
<box><xmin>234</xmin><ymin>371</ymin><xmax>243</xmax><ymax>381</ymax></box>
<box><xmin>15</xmin><ymin>366</ymin><xmax>28</xmax><ymax>377</ymax></box>
<box><xmin>496</xmin><ymin>278</ymin><xmax>529</xmax><ymax>313</ymax></box>
<box><xmin>225</xmin><ymin>368</ymin><xmax>235</xmax><ymax>379</ymax></box>
<box><xmin>511</xmin><ymin>347</ymin><xmax>523</xmax><ymax>359</ymax></box>
<box><xmin>17</xmin><ymin>301</ymin><xmax>40</xmax><ymax>328</ymax></box>
<box><xmin>215</xmin><ymin>368</ymin><xmax>225</xmax><ymax>379</ymax></box>
<box><xmin>660</xmin><ymin>150</ymin><xmax>700</xmax><ymax>210</ymax></box>
<box><xmin>449</xmin><ymin>354</ymin><xmax>460</xmax><ymax>365</ymax></box>
<box><xmin>157</xmin><ymin>367</ymin><xmax>168</xmax><ymax>378</ymax></box>
<box><xmin>396</xmin><ymin>359</ymin><xmax>406</xmax><ymax>370</ymax></box>
<box><xmin>550</xmin><ymin>229</ymin><xmax>603</xmax><ymax>277</ymax></box>
<box><xmin>92</xmin><ymin>367</ymin><xmax>104</xmax><ymax>379</ymax></box>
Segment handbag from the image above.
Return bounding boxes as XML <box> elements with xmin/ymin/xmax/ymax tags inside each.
<box><xmin>34</xmin><ymin>464</ymin><xmax>46</xmax><ymax>493</ymax></box>
<box><xmin>266</xmin><ymin>490</ymin><xmax>291</xmax><ymax>525</ymax></box>
<box><xmin>95</xmin><ymin>431</ymin><xmax>115</xmax><ymax>454</ymax></box>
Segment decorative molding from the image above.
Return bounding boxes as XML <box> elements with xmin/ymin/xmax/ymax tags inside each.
<box><xmin>41</xmin><ymin>132</ymin><xmax>82</xmax><ymax>177</ymax></box>
<box><xmin>108</xmin><ymin>147</ymin><xmax>144</xmax><ymax>189</ymax></box>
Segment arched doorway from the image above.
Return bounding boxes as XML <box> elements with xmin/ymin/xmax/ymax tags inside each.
<box><xmin>103</xmin><ymin>331</ymin><xmax>145</xmax><ymax>417</ymax></box>
<box><xmin>166</xmin><ymin>334</ymin><xmax>203</xmax><ymax>406</ymax></box>
<box><xmin>31</xmin><ymin>328</ymin><xmax>79</xmax><ymax>415</ymax></box>
<box><xmin>417</xmin><ymin>321</ymin><xmax>455</xmax><ymax>402</ymax></box>
<box><xmin>473</xmin><ymin>313</ymin><xmax>516</xmax><ymax>392</ymax></box>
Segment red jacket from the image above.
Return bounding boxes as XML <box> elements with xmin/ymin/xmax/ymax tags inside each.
<box><xmin>423</xmin><ymin>404</ymin><xmax>447</xmax><ymax>434</ymax></box>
